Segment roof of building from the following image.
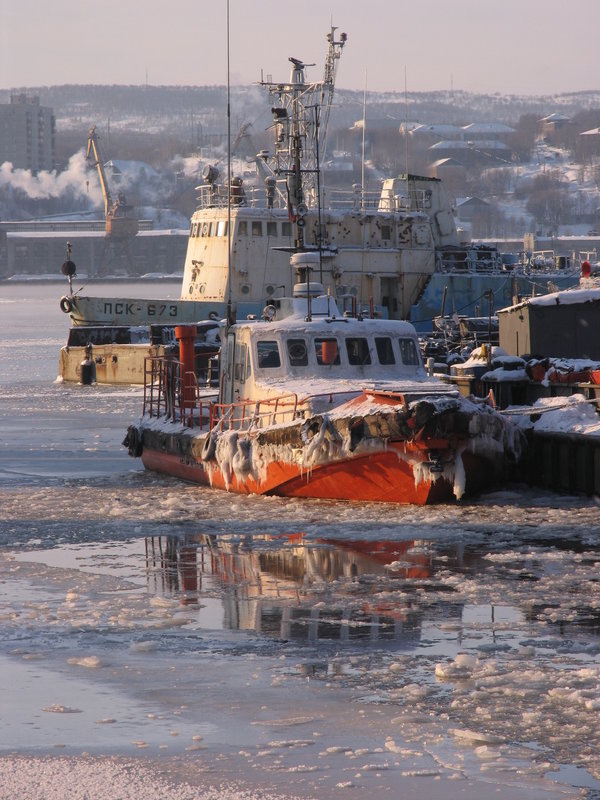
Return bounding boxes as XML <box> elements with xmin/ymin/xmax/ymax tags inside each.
<box><xmin>540</xmin><ymin>113</ymin><xmax>571</xmax><ymax>123</ymax></box>
<box><xmin>430</xmin><ymin>157</ymin><xmax>464</xmax><ymax>167</ymax></box>
<box><xmin>430</xmin><ymin>140</ymin><xmax>509</xmax><ymax>151</ymax></box>
<box><xmin>462</xmin><ymin>122</ymin><xmax>515</xmax><ymax>134</ymax></box>
<box><xmin>456</xmin><ymin>196</ymin><xmax>490</xmax><ymax>208</ymax></box>
<box><xmin>410</xmin><ymin>123</ymin><xmax>463</xmax><ymax>137</ymax></box>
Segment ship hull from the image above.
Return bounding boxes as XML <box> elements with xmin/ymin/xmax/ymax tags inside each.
<box><xmin>410</xmin><ymin>271</ymin><xmax>580</xmax><ymax>331</ymax></box>
<box><xmin>139</xmin><ymin>437</ymin><xmax>476</xmax><ymax>505</ymax></box>
<box><xmin>64</xmin><ymin>295</ymin><xmax>263</xmax><ymax>327</ymax></box>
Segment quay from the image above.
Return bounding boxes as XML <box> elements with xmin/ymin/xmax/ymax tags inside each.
<box><xmin>520</xmin><ymin>428</ymin><xmax>600</xmax><ymax>497</ymax></box>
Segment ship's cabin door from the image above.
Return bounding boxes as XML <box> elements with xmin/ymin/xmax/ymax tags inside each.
<box><xmin>222</xmin><ymin>331</ymin><xmax>236</xmax><ymax>404</ymax></box>
<box><xmin>381</xmin><ymin>277</ymin><xmax>399</xmax><ymax>319</ymax></box>
<box><xmin>223</xmin><ymin>331</ymin><xmax>250</xmax><ymax>412</ymax></box>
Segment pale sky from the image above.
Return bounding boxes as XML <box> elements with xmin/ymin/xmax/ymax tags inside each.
<box><xmin>1</xmin><ymin>0</ymin><xmax>598</xmax><ymax>96</ymax></box>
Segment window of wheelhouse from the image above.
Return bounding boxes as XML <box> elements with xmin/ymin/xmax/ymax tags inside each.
<box><xmin>345</xmin><ymin>337</ymin><xmax>371</xmax><ymax>365</ymax></box>
<box><xmin>282</xmin><ymin>221</ymin><xmax>292</xmax><ymax>237</ymax></box>
<box><xmin>233</xmin><ymin>341</ymin><xmax>248</xmax><ymax>383</ymax></box>
<box><xmin>375</xmin><ymin>337</ymin><xmax>395</xmax><ymax>365</ymax></box>
<box><xmin>286</xmin><ymin>338</ymin><xmax>308</xmax><ymax>367</ymax></box>
<box><xmin>237</xmin><ymin>220</ymin><xmax>247</xmax><ymax>236</ymax></box>
<box><xmin>398</xmin><ymin>337</ymin><xmax>420</xmax><ymax>365</ymax></box>
<box><xmin>251</xmin><ymin>221</ymin><xmax>263</xmax><ymax>236</ymax></box>
<box><xmin>315</xmin><ymin>337</ymin><xmax>340</xmax><ymax>365</ymax></box>
<box><xmin>267</xmin><ymin>221</ymin><xmax>277</xmax><ymax>237</ymax></box>
<box><xmin>257</xmin><ymin>340</ymin><xmax>281</xmax><ymax>368</ymax></box>
<box><xmin>217</xmin><ymin>220</ymin><xmax>228</xmax><ymax>237</ymax></box>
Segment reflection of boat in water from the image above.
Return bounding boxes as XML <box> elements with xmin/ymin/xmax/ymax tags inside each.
<box><xmin>125</xmin><ymin>258</ymin><xmax>523</xmax><ymax>504</ymax></box>
<box><xmin>145</xmin><ymin>532</ymin><xmax>441</xmax><ymax>645</ymax></box>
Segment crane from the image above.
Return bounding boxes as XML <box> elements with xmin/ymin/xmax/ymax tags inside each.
<box><xmin>86</xmin><ymin>125</ymin><xmax>139</xmax><ymax>240</ymax></box>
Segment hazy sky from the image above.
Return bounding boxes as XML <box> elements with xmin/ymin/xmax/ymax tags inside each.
<box><xmin>1</xmin><ymin>0</ymin><xmax>598</xmax><ymax>96</ymax></box>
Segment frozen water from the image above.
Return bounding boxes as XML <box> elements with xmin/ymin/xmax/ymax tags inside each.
<box><xmin>1</xmin><ymin>282</ymin><xmax>599</xmax><ymax>798</ymax></box>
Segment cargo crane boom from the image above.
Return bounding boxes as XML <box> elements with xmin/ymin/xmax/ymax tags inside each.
<box><xmin>86</xmin><ymin>125</ymin><xmax>138</xmax><ymax>240</ymax></box>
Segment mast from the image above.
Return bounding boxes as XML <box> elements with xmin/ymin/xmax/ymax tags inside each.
<box><xmin>260</xmin><ymin>26</ymin><xmax>347</xmax><ymax>250</ymax></box>
<box><xmin>226</xmin><ymin>0</ymin><xmax>233</xmax><ymax>325</ymax></box>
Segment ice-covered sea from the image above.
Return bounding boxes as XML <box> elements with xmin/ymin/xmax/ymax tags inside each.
<box><xmin>2</xmin><ymin>281</ymin><xmax>600</xmax><ymax>799</ymax></box>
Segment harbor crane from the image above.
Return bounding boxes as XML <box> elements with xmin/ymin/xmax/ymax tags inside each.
<box><xmin>86</xmin><ymin>125</ymin><xmax>139</xmax><ymax>272</ymax></box>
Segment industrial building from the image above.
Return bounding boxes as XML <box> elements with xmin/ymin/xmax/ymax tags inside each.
<box><xmin>0</xmin><ymin>222</ymin><xmax>187</xmax><ymax>280</ymax></box>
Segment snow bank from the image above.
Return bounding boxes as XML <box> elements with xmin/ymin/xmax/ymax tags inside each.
<box><xmin>0</xmin><ymin>756</ymin><xmax>304</xmax><ymax>800</ymax></box>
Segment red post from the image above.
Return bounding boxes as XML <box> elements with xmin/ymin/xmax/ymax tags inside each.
<box><xmin>175</xmin><ymin>325</ymin><xmax>197</xmax><ymax>409</ymax></box>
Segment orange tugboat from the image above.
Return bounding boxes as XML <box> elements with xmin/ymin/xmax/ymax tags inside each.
<box><xmin>125</xmin><ymin>256</ymin><xmax>523</xmax><ymax>504</ymax></box>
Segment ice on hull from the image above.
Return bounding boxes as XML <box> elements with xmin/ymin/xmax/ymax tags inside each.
<box><xmin>131</xmin><ymin>389</ymin><xmax>519</xmax><ymax>505</ymax></box>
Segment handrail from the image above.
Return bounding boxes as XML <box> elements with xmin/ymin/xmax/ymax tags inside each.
<box><xmin>143</xmin><ymin>356</ymin><xmax>299</xmax><ymax>433</ymax></box>
<box><xmin>209</xmin><ymin>393</ymin><xmax>299</xmax><ymax>432</ymax></box>
<box><xmin>143</xmin><ymin>356</ymin><xmax>212</xmax><ymax>429</ymax></box>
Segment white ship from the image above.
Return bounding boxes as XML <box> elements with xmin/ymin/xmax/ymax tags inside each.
<box><xmin>59</xmin><ymin>25</ymin><xmax>577</xmax><ymax>384</ymax></box>
<box><xmin>58</xmin><ymin>27</ymin><xmax>458</xmax><ymax>332</ymax></box>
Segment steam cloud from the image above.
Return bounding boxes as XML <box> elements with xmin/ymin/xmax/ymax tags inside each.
<box><xmin>0</xmin><ymin>150</ymin><xmax>103</xmax><ymax>205</ymax></box>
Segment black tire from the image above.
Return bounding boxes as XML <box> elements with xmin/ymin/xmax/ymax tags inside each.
<box><xmin>201</xmin><ymin>432</ymin><xmax>216</xmax><ymax>461</ymax></box>
<box><xmin>123</xmin><ymin>426</ymin><xmax>143</xmax><ymax>458</ymax></box>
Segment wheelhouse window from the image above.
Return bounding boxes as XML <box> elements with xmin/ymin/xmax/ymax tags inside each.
<box><xmin>233</xmin><ymin>341</ymin><xmax>248</xmax><ymax>383</ymax></box>
<box><xmin>398</xmin><ymin>337</ymin><xmax>420</xmax><ymax>365</ymax></box>
<box><xmin>217</xmin><ymin>220</ymin><xmax>228</xmax><ymax>236</ymax></box>
<box><xmin>286</xmin><ymin>338</ymin><xmax>308</xmax><ymax>367</ymax></box>
<box><xmin>267</xmin><ymin>221</ymin><xmax>277</xmax><ymax>237</ymax></box>
<box><xmin>375</xmin><ymin>337</ymin><xmax>395</xmax><ymax>365</ymax></box>
<box><xmin>238</xmin><ymin>221</ymin><xmax>247</xmax><ymax>236</ymax></box>
<box><xmin>251</xmin><ymin>221</ymin><xmax>263</xmax><ymax>236</ymax></box>
<box><xmin>315</xmin><ymin>337</ymin><xmax>340</xmax><ymax>365</ymax></box>
<box><xmin>345</xmin><ymin>337</ymin><xmax>371</xmax><ymax>365</ymax></box>
<box><xmin>282</xmin><ymin>221</ymin><xmax>292</xmax><ymax>237</ymax></box>
<box><xmin>257</xmin><ymin>340</ymin><xmax>281</xmax><ymax>368</ymax></box>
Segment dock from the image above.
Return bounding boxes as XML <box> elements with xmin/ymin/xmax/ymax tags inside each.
<box><xmin>519</xmin><ymin>429</ymin><xmax>600</xmax><ymax>496</ymax></box>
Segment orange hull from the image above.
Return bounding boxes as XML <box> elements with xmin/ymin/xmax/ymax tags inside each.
<box><xmin>141</xmin><ymin>443</ymin><xmax>454</xmax><ymax>504</ymax></box>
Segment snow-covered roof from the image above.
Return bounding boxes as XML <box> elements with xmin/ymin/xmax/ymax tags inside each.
<box><xmin>430</xmin><ymin>157</ymin><xmax>464</xmax><ymax>168</ymax></box>
<box><xmin>528</xmin><ymin>286</ymin><xmax>600</xmax><ymax>307</ymax></box>
<box><xmin>456</xmin><ymin>196</ymin><xmax>490</xmax><ymax>208</ymax></box>
<box><xmin>540</xmin><ymin>113</ymin><xmax>571</xmax><ymax>123</ymax></box>
<box><xmin>461</xmin><ymin>122</ymin><xmax>515</xmax><ymax>134</ymax></box>
<box><xmin>411</xmin><ymin>124</ymin><xmax>462</xmax><ymax>137</ymax></box>
<box><xmin>430</xmin><ymin>140</ymin><xmax>509</xmax><ymax>151</ymax></box>
<box><xmin>106</xmin><ymin>159</ymin><xmax>160</xmax><ymax>179</ymax></box>
<box><xmin>500</xmin><ymin>285</ymin><xmax>600</xmax><ymax>311</ymax></box>
<box><xmin>581</xmin><ymin>127</ymin><xmax>600</xmax><ymax>136</ymax></box>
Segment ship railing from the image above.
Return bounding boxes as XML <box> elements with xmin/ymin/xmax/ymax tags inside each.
<box><xmin>194</xmin><ymin>183</ymin><xmax>410</xmax><ymax>213</ymax></box>
<box><xmin>435</xmin><ymin>248</ymin><xmax>581</xmax><ymax>276</ymax></box>
<box><xmin>325</xmin><ymin>188</ymin><xmax>382</xmax><ymax>211</ymax></box>
<box><xmin>436</xmin><ymin>252</ymin><xmax>503</xmax><ymax>274</ymax></box>
<box><xmin>209</xmin><ymin>393</ymin><xmax>299</xmax><ymax>432</ymax></box>
<box><xmin>143</xmin><ymin>356</ymin><xmax>213</xmax><ymax>429</ymax></box>
<box><xmin>194</xmin><ymin>183</ymin><xmax>291</xmax><ymax>211</ymax></box>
